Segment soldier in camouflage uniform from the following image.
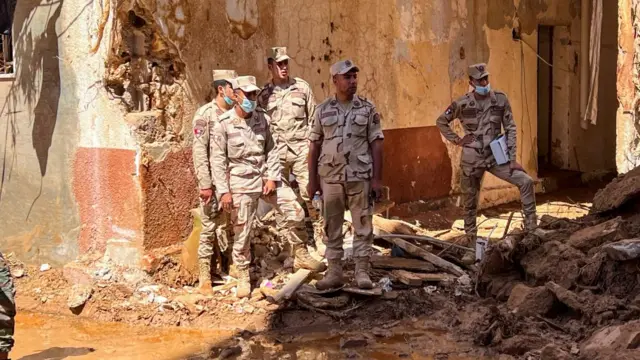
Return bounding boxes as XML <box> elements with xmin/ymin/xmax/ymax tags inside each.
<box><xmin>308</xmin><ymin>60</ymin><xmax>385</xmax><ymax>290</ymax></box>
<box><xmin>211</xmin><ymin>76</ymin><xmax>324</xmax><ymax>298</ymax></box>
<box><xmin>257</xmin><ymin>47</ymin><xmax>326</xmax><ymax>270</ymax></box>
<box><xmin>192</xmin><ymin>70</ymin><xmax>237</xmax><ymax>295</ymax></box>
<box><xmin>257</xmin><ymin>47</ymin><xmax>317</xmax><ymax>222</ymax></box>
<box><xmin>436</xmin><ymin>63</ymin><xmax>537</xmax><ymax>247</ymax></box>
<box><xmin>0</xmin><ymin>252</ymin><xmax>15</xmax><ymax>359</ymax></box>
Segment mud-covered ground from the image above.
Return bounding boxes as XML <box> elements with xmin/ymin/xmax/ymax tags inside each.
<box><xmin>10</xmin><ymin>170</ymin><xmax>640</xmax><ymax>359</ymax></box>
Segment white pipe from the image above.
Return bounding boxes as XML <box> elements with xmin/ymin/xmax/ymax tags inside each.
<box><xmin>580</xmin><ymin>0</ymin><xmax>589</xmax><ymax>130</ymax></box>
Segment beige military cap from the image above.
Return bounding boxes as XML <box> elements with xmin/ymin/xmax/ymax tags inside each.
<box><xmin>267</xmin><ymin>47</ymin><xmax>290</xmax><ymax>62</ymax></box>
<box><xmin>232</xmin><ymin>75</ymin><xmax>261</xmax><ymax>92</ymax></box>
<box><xmin>468</xmin><ymin>63</ymin><xmax>490</xmax><ymax>80</ymax></box>
<box><xmin>212</xmin><ymin>69</ymin><xmax>238</xmax><ymax>82</ymax></box>
<box><xmin>330</xmin><ymin>59</ymin><xmax>359</xmax><ymax>76</ymax></box>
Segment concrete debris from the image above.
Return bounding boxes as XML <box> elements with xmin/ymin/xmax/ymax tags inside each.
<box><xmin>11</xmin><ymin>268</ymin><xmax>25</xmax><ymax>278</ymax></box>
<box><xmin>67</xmin><ymin>284</ymin><xmax>93</xmax><ymax>309</ymax></box>
<box><xmin>602</xmin><ymin>239</ymin><xmax>640</xmax><ymax>260</ymax></box>
<box><xmin>40</xmin><ymin>264</ymin><xmax>51</xmax><ymax>272</ymax></box>
<box><xmin>567</xmin><ymin>217</ymin><xmax>623</xmax><ymax>252</ymax></box>
<box><xmin>507</xmin><ymin>284</ymin><xmax>555</xmax><ymax>317</ymax></box>
<box><xmin>592</xmin><ymin>166</ymin><xmax>640</xmax><ymax>213</ymax></box>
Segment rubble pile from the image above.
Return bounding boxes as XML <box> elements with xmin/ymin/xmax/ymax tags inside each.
<box><xmin>474</xmin><ymin>167</ymin><xmax>640</xmax><ymax>359</ymax></box>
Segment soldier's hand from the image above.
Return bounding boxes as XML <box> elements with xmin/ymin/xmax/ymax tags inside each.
<box><xmin>263</xmin><ymin>180</ymin><xmax>276</xmax><ymax>196</ymax></box>
<box><xmin>307</xmin><ymin>179</ymin><xmax>321</xmax><ymax>198</ymax></box>
<box><xmin>371</xmin><ymin>179</ymin><xmax>383</xmax><ymax>202</ymax></box>
<box><xmin>221</xmin><ymin>193</ymin><xmax>233</xmax><ymax>213</ymax></box>
<box><xmin>199</xmin><ymin>188</ymin><xmax>213</xmax><ymax>205</ymax></box>
<box><xmin>456</xmin><ymin>134</ymin><xmax>475</xmax><ymax>147</ymax></box>
<box><xmin>509</xmin><ymin>161</ymin><xmax>526</xmax><ymax>174</ymax></box>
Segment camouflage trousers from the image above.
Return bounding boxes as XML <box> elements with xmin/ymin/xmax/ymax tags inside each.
<box><xmin>0</xmin><ymin>253</ymin><xmax>15</xmax><ymax>354</ymax></box>
<box><xmin>321</xmin><ymin>180</ymin><xmax>373</xmax><ymax>260</ymax></box>
<box><xmin>461</xmin><ymin>163</ymin><xmax>536</xmax><ymax>235</ymax></box>
<box><xmin>230</xmin><ymin>183</ymin><xmax>307</xmax><ymax>268</ymax></box>
<box><xmin>197</xmin><ymin>193</ymin><xmax>231</xmax><ymax>260</ymax></box>
<box><xmin>280</xmin><ymin>146</ymin><xmax>318</xmax><ymax>220</ymax></box>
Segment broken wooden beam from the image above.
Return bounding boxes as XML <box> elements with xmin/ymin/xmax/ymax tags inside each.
<box><xmin>391</xmin><ymin>270</ymin><xmax>455</xmax><ymax>286</ymax></box>
<box><xmin>342</xmin><ymin>286</ymin><xmax>383</xmax><ymax>296</ymax></box>
<box><xmin>370</xmin><ymin>255</ymin><xmax>436</xmax><ymax>273</ymax></box>
<box><xmin>375</xmin><ymin>234</ymin><xmax>473</xmax><ymax>252</ymax></box>
<box><xmin>267</xmin><ymin>269</ymin><xmax>312</xmax><ymax>303</ymax></box>
<box><xmin>379</xmin><ymin>237</ymin><xmax>466</xmax><ymax>277</ymax></box>
<box><xmin>372</xmin><ymin>216</ymin><xmax>417</xmax><ymax>235</ymax></box>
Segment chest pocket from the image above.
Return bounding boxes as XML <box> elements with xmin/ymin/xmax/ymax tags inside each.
<box><xmin>351</xmin><ymin>111</ymin><xmax>369</xmax><ymax>138</ymax></box>
<box><xmin>290</xmin><ymin>96</ymin><xmax>306</xmax><ymax>119</ymax></box>
<box><xmin>251</xmin><ymin>125</ymin><xmax>267</xmax><ymax>147</ymax></box>
<box><xmin>227</xmin><ymin>132</ymin><xmax>245</xmax><ymax>158</ymax></box>
<box><xmin>320</xmin><ymin>112</ymin><xmax>340</xmax><ymax>138</ymax></box>
<box><xmin>461</xmin><ymin>107</ymin><xmax>479</xmax><ymax>132</ymax></box>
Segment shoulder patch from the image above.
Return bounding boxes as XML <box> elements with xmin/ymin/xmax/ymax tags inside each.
<box><xmin>373</xmin><ymin>113</ymin><xmax>381</xmax><ymax>124</ymax></box>
<box><xmin>193</xmin><ymin>119</ymin><xmax>207</xmax><ymax>138</ymax></box>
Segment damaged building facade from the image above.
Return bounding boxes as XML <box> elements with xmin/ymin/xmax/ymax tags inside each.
<box><xmin>0</xmin><ymin>0</ymin><xmax>637</xmax><ymax>265</ymax></box>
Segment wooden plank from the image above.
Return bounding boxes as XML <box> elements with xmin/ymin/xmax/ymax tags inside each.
<box><xmin>371</xmin><ymin>255</ymin><xmax>436</xmax><ymax>272</ymax></box>
<box><xmin>268</xmin><ymin>269</ymin><xmax>312</xmax><ymax>303</ymax></box>
<box><xmin>342</xmin><ymin>286</ymin><xmax>383</xmax><ymax>296</ymax></box>
<box><xmin>391</xmin><ymin>270</ymin><xmax>423</xmax><ymax>286</ymax></box>
<box><xmin>373</xmin><ymin>216</ymin><xmax>417</xmax><ymax>235</ymax></box>
<box><xmin>379</xmin><ymin>237</ymin><xmax>466</xmax><ymax>277</ymax></box>
<box><xmin>412</xmin><ymin>272</ymin><xmax>456</xmax><ymax>283</ymax></box>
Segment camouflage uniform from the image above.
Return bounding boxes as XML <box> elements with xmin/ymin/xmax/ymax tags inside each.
<box><xmin>258</xmin><ymin>47</ymin><xmax>318</xmax><ymax>223</ymax></box>
<box><xmin>309</xmin><ymin>60</ymin><xmax>385</xmax><ymax>262</ymax></box>
<box><xmin>192</xmin><ymin>70</ymin><xmax>236</xmax><ymax>285</ymax></box>
<box><xmin>436</xmin><ymin>63</ymin><xmax>537</xmax><ymax>235</ymax></box>
<box><xmin>0</xmin><ymin>252</ymin><xmax>15</xmax><ymax>354</ymax></box>
<box><xmin>210</xmin><ymin>76</ymin><xmax>308</xmax><ymax>270</ymax></box>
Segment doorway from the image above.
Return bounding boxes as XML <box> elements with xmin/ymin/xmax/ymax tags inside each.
<box><xmin>537</xmin><ymin>25</ymin><xmax>554</xmax><ymax>174</ymax></box>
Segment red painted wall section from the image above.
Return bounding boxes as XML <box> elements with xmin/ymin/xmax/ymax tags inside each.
<box><xmin>382</xmin><ymin>126</ymin><xmax>453</xmax><ymax>204</ymax></box>
<box><xmin>73</xmin><ymin>147</ymin><xmax>143</xmax><ymax>253</ymax></box>
<box><xmin>140</xmin><ymin>148</ymin><xmax>199</xmax><ymax>250</ymax></box>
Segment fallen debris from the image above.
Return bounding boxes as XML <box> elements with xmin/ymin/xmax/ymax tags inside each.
<box><xmin>545</xmin><ymin>282</ymin><xmax>585</xmax><ymax>313</ymax></box>
<box><xmin>341</xmin><ymin>286</ymin><xmax>383</xmax><ymax>296</ymax></box>
<box><xmin>68</xmin><ymin>284</ymin><xmax>94</xmax><ymax>310</ymax></box>
<box><xmin>370</xmin><ymin>255</ymin><xmax>436</xmax><ymax>272</ymax></box>
<box><xmin>40</xmin><ymin>264</ymin><xmax>51</xmax><ymax>272</ymax></box>
<box><xmin>567</xmin><ymin>217</ymin><xmax>623</xmax><ymax>252</ymax></box>
<box><xmin>602</xmin><ymin>239</ymin><xmax>640</xmax><ymax>261</ymax></box>
<box><xmin>507</xmin><ymin>284</ymin><xmax>554</xmax><ymax>317</ymax></box>
<box><xmin>268</xmin><ymin>269</ymin><xmax>312</xmax><ymax>303</ymax></box>
<box><xmin>391</xmin><ymin>270</ymin><xmax>454</xmax><ymax>286</ymax></box>
<box><xmin>592</xmin><ymin>166</ymin><xmax>640</xmax><ymax>213</ymax></box>
<box><xmin>380</xmin><ymin>237</ymin><xmax>465</xmax><ymax>276</ymax></box>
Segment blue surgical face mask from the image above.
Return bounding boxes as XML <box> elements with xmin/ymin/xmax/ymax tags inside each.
<box><xmin>223</xmin><ymin>94</ymin><xmax>234</xmax><ymax>106</ymax></box>
<box><xmin>474</xmin><ymin>83</ymin><xmax>491</xmax><ymax>96</ymax></box>
<box><xmin>240</xmin><ymin>97</ymin><xmax>257</xmax><ymax>113</ymax></box>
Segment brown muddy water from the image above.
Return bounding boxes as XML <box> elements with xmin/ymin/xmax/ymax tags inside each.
<box><xmin>14</xmin><ymin>312</ymin><xmax>498</xmax><ymax>359</ymax></box>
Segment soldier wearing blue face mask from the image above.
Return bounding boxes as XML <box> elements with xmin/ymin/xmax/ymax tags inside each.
<box><xmin>436</xmin><ymin>63</ymin><xmax>537</xmax><ymax>261</ymax></box>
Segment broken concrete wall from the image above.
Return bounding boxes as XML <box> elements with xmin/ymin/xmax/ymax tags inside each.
<box><xmin>616</xmin><ymin>0</ymin><xmax>640</xmax><ymax>173</ymax></box>
<box><xmin>0</xmin><ymin>0</ymin><xmax>142</xmax><ymax>265</ymax></box>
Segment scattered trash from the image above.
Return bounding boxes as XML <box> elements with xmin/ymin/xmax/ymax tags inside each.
<box><xmin>424</xmin><ymin>286</ymin><xmax>438</xmax><ymax>294</ymax></box>
<box><xmin>40</xmin><ymin>264</ymin><xmax>51</xmax><ymax>272</ymax></box>
<box><xmin>153</xmin><ymin>296</ymin><xmax>168</xmax><ymax>304</ymax></box>
<box><xmin>378</xmin><ymin>277</ymin><xmax>392</xmax><ymax>292</ymax></box>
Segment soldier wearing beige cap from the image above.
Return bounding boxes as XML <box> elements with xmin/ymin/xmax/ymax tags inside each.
<box><xmin>436</xmin><ymin>63</ymin><xmax>537</xmax><ymax>262</ymax></box>
<box><xmin>210</xmin><ymin>75</ymin><xmax>319</xmax><ymax>297</ymax></box>
<box><xmin>308</xmin><ymin>60</ymin><xmax>385</xmax><ymax>290</ymax></box>
<box><xmin>257</xmin><ymin>47</ymin><xmax>324</xmax><ymax>271</ymax></box>
<box><xmin>192</xmin><ymin>69</ymin><xmax>237</xmax><ymax>295</ymax></box>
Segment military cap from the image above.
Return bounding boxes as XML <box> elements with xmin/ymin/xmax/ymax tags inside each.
<box><xmin>212</xmin><ymin>69</ymin><xmax>238</xmax><ymax>82</ymax></box>
<box><xmin>267</xmin><ymin>47</ymin><xmax>290</xmax><ymax>62</ymax></box>
<box><xmin>330</xmin><ymin>59</ymin><xmax>359</xmax><ymax>76</ymax></box>
<box><xmin>232</xmin><ymin>75</ymin><xmax>261</xmax><ymax>93</ymax></box>
<box><xmin>468</xmin><ymin>63</ymin><xmax>490</xmax><ymax>80</ymax></box>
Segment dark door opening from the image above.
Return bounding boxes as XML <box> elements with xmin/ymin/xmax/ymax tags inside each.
<box><xmin>537</xmin><ymin>25</ymin><xmax>554</xmax><ymax>175</ymax></box>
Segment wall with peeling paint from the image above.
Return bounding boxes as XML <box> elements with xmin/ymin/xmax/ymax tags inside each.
<box><xmin>0</xmin><ymin>0</ymin><xmax>142</xmax><ymax>265</ymax></box>
<box><xmin>1</xmin><ymin>0</ymin><xmax>623</xmax><ymax>263</ymax></box>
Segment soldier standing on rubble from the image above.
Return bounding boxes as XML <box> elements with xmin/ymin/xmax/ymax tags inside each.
<box><xmin>258</xmin><ymin>47</ymin><xmax>321</xmax><ymax>252</ymax></box>
<box><xmin>308</xmin><ymin>60</ymin><xmax>385</xmax><ymax>290</ymax></box>
<box><xmin>192</xmin><ymin>70</ymin><xmax>237</xmax><ymax>295</ymax></box>
<box><xmin>0</xmin><ymin>252</ymin><xmax>15</xmax><ymax>360</ymax></box>
<box><xmin>211</xmin><ymin>76</ymin><xmax>325</xmax><ymax>298</ymax></box>
<box><xmin>436</xmin><ymin>63</ymin><xmax>537</xmax><ymax>248</ymax></box>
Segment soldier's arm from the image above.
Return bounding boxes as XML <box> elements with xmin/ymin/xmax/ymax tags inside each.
<box><xmin>210</xmin><ymin>121</ymin><xmax>230</xmax><ymax>194</ymax></box>
<box><xmin>308</xmin><ymin>109</ymin><xmax>324</xmax><ymax>181</ymax></box>
<box><xmin>264</xmin><ymin>118</ymin><xmax>281</xmax><ymax>181</ymax></box>
<box><xmin>368</xmin><ymin>106</ymin><xmax>385</xmax><ymax>183</ymax></box>
<box><xmin>436</xmin><ymin>101</ymin><xmax>463</xmax><ymax>144</ymax></box>
<box><xmin>192</xmin><ymin>110</ymin><xmax>212</xmax><ymax>189</ymax></box>
<box><xmin>305</xmin><ymin>84</ymin><xmax>317</xmax><ymax>134</ymax></box>
<box><xmin>502</xmin><ymin>97</ymin><xmax>517</xmax><ymax>162</ymax></box>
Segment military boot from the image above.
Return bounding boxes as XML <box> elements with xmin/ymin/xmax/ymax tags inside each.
<box><xmin>236</xmin><ymin>266</ymin><xmax>251</xmax><ymax>299</ymax></box>
<box><xmin>354</xmin><ymin>257</ymin><xmax>373</xmax><ymax>289</ymax></box>
<box><xmin>294</xmin><ymin>245</ymin><xmax>327</xmax><ymax>272</ymax></box>
<box><xmin>524</xmin><ymin>213</ymin><xmax>538</xmax><ymax>232</ymax></box>
<box><xmin>197</xmin><ymin>258</ymin><xmax>214</xmax><ymax>295</ymax></box>
<box><xmin>316</xmin><ymin>259</ymin><xmax>344</xmax><ymax>290</ymax></box>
